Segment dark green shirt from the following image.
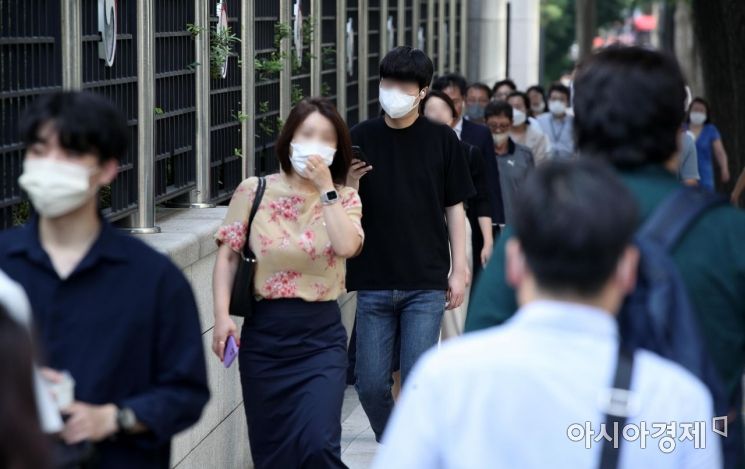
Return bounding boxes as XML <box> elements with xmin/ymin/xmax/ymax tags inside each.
<box><xmin>465</xmin><ymin>164</ymin><xmax>745</xmax><ymax>398</ymax></box>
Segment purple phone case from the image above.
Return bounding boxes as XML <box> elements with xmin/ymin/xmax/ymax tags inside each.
<box><xmin>223</xmin><ymin>336</ymin><xmax>239</xmax><ymax>368</ymax></box>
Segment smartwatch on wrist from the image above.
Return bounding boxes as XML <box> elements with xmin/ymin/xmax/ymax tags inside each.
<box><xmin>321</xmin><ymin>189</ymin><xmax>340</xmax><ymax>206</ymax></box>
<box><xmin>116</xmin><ymin>407</ymin><xmax>137</xmax><ymax>434</ymax></box>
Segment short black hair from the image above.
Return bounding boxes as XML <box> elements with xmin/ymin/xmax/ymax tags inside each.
<box><xmin>379</xmin><ymin>46</ymin><xmax>434</xmax><ymax>90</ymax></box>
<box><xmin>492</xmin><ymin>79</ymin><xmax>517</xmax><ymax>96</ymax></box>
<box><xmin>514</xmin><ymin>160</ymin><xmax>638</xmax><ymax>296</ymax></box>
<box><xmin>687</xmin><ymin>97</ymin><xmax>712</xmax><ymax>125</ymax></box>
<box><xmin>466</xmin><ymin>82</ymin><xmax>492</xmax><ymax>98</ymax></box>
<box><xmin>507</xmin><ymin>92</ymin><xmax>532</xmax><ymax>124</ymax></box>
<box><xmin>573</xmin><ymin>46</ymin><xmax>686</xmax><ymax>166</ymax></box>
<box><xmin>526</xmin><ymin>85</ymin><xmax>546</xmax><ymax>98</ymax></box>
<box><xmin>431</xmin><ymin>73</ymin><xmax>467</xmax><ymax>97</ymax></box>
<box><xmin>19</xmin><ymin>91</ymin><xmax>128</xmax><ymax>163</ymax></box>
<box><xmin>548</xmin><ymin>83</ymin><xmax>571</xmax><ymax>102</ymax></box>
<box><xmin>420</xmin><ymin>90</ymin><xmax>457</xmax><ymax>119</ymax></box>
<box><xmin>507</xmin><ymin>91</ymin><xmax>530</xmax><ymax>112</ymax></box>
<box><xmin>484</xmin><ymin>100</ymin><xmax>513</xmax><ymax>121</ymax></box>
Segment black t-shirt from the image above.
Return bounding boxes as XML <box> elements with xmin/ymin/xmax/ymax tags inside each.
<box><xmin>347</xmin><ymin>116</ymin><xmax>475</xmax><ymax>291</ymax></box>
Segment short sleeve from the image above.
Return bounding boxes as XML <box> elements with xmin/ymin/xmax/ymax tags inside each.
<box><xmin>340</xmin><ymin>186</ymin><xmax>365</xmax><ymax>241</ymax></box>
<box><xmin>444</xmin><ymin>131</ymin><xmax>476</xmax><ymax>207</ymax></box>
<box><xmin>214</xmin><ymin>177</ymin><xmax>260</xmax><ymax>252</ymax></box>
<box><xmin>709</xmin><ymin>124</ymin><xmax>722</xmax><ymax>142</ymax></box>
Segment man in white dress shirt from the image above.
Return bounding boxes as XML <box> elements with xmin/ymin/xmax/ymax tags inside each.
<box><xmin>373</xmin><ymin>160</ymin><xmax>721</xmax><ymax>469</ymax></box>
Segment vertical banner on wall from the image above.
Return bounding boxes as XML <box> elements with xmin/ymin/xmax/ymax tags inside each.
<box><xmin>387</xmin><ymin>16</ymin><xmax>395</xmax><ymax>50</ymax></box>
<box><xmin>346</xmin><ymin>18</ymin><xmax>355</xmax><ymax>77</ymax></box>
<box><xmin>417</xmin><ymin>26</ymin><xmax>425</xmax><ymax>51</ymax></box>
<box><xmin>98</xmin><ymin>0</ymin><xmax>118</xmax><ymax>67</ymax></box>
<box><xmin>216</xmin><ymin>1</ymin><xmax>229</xmax><ymax>78</ymax></box>
<box><xmin>293</xmin><ymin>0</ymin><xmax>303</xmax><ymax>63</ymax></box>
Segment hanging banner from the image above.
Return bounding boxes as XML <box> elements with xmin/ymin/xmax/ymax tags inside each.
<box><xmin>98</xmin><ymin>0</ymin><xmax>117</xmax><ymax>67</ymax></box>
<box><xmin>346</xmin><ymin>18</ymin><xmax>355</xmax><ymax>77</ymax></box>
<box><xmin>417</xmin><ymin>26</ymin><xmax>425</xmax><ymax>51</ymax></box>
<box><xmin>293</xmin><ymin>0</ymin><xmax>303</xmax><ymax>63</ymax></box>
<box><xmin>216</xmin><ymin>1</ymin><xmax>229</xmax><ymax>79</ymax></box>
<box><xmin>387</xmin><ymin>16</ymin><xmax>395</xmax><ymax>51</ymax></box>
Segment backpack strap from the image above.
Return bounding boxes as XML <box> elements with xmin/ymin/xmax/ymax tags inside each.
<box><xmin>638</xmin><ymin>188</ymin><xmax>727</xmax><ymax>251</ymax></box>
<box><xmin>598</xmin><ymin>344</ymin><xmax>635</xmax><ymax>469</ymax></box>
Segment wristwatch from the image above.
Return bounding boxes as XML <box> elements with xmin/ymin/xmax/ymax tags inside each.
<box><xmin>321</xmin><ymin>189</ymin><xmax>340</xmax><ymax>206</ymax></box>
<box><xmin>116</xmin><ymin>407</ymin><xmax>137</xmax><ymax>434</ymax></box>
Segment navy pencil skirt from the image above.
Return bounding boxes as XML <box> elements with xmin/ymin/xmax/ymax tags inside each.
<box><xmin>239</xmin><ymin>298</ymin><xmax>348</xmax><ymax>469</ymax></box>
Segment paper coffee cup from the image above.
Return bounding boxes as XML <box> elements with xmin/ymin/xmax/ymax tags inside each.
<box><xmin>48</xmin><ymin>371</ymin><xmax>75</xmax><ymax>410</ymax></box>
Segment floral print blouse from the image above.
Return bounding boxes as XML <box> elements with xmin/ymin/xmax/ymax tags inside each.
<box><xmin>215</xmin><ymin>173</ymin><xmax>364</xmax><ymax>302</ymax></box>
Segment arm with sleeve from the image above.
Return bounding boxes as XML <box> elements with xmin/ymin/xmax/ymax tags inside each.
<box><xmin>464</xmin><ymin>226</ymin><xmax>519</xmax><ymax>332</ymax></box>
<box><xmin>119</xmin><ymin>266</ymin><xmax>210</xmax><ymax>447</ymax></box>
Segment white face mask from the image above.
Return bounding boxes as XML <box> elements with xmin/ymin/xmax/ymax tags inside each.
<box><xmin>689</xmin><ymin>112</ymin><xmax>707</xmax><ymax>126</ymax></box>
<box><xmin>512</xmin><ymin>109</ymin><xmax>527</xmax><ymax>127</ymax></box>
<box><xmin>549</xmin><ymin>100</ymin><xmax>567</xmax><ymax>116</ymax></box>
<box><xmin>379</xmin><ymin>86</ymin><xmax>421</xmax><ymax>119</ymax></box>
<box><xmin>18</xmin><ymin>159</ymin><xmax>96</xmax><ymax>218</ymax></box>
<box><xmin>531</xmin><ymin>102</ymin><xmax>545</xmax><ymax>115</ymax></box>
<box><xmin>290</xmin><ymin>141</ymin><xmax>337</xmax><ymax>177</ymax></box>
<box><xmin>492</xmin><ymin>132</ymin><xmax>510</xmax><ymax>146</ymax></box>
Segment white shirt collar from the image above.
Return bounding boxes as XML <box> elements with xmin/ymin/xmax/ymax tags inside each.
<box><xmin>453</xmin><ymin>118</ymin><xmax>464</xmax><ymax>140</ymax></box>
<box><xmin>509</xmin><ymin>300</ymin><xmax>618</xmax><ymax>338</ymax></box>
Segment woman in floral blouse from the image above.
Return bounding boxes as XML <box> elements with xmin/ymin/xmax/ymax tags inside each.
<box><xmin>212</xmin><ymin>98</ymin><xmax>364</xmax><ymax>468</ymax></box>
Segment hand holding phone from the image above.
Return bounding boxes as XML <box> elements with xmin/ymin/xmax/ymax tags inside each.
<box><xmin>351</xmin><ymin>145</ymin><xmax>370</xmax><ymax>167</ymax></box>
<box><xmin>223</xmin><ymin>336</ymin><xmax>239</xmax><ymax>368</ymax></box>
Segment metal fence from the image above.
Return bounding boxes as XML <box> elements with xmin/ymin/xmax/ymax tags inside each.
<box><xmin>0</xmin><ymin>0</ymin><xmax>467</xmax><ymax>230</ymax></box>
<box><xmin>1</xmin><ymin>0</ymin><xmax>63</xmax><ymax>229</ymax></box>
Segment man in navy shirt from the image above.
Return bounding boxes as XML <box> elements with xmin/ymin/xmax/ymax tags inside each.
<box><xmin>0</xmin><ymin>92</ymin><xmax>209</xmax><ymax>468</ymax></box>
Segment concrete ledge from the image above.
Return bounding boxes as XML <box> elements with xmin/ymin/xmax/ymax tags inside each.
<box><xmin>133</xmin><ymin>207</ymin><xmax>228</xmax><ymax>270</ymax></box>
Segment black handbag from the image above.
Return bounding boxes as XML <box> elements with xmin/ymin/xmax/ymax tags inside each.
<box><xmin>229</xmin><ymin>177</ymin><xmax>266</xmax><ymax>318</ymax></box>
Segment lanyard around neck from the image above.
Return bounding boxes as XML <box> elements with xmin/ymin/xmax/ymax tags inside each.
<box><xmin>549</xmin><ymin>117</ymin><xmax>566</xmax><ymax>142</ymax></box>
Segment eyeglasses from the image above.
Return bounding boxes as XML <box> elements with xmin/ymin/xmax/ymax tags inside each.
<box><xmin>487</xmin><ymin>124</ymin><xmax>511</xmax><ymax>132</ymax></box>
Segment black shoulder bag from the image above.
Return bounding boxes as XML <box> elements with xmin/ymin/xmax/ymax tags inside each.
<box><xmin>598</xmin><ymin>344</ymin><xmax>635</xmax><ymax>469</ymax></box>
<box><xmin>229</xmin><ymin>177</ymin><xmax>266</xmax><ymax>318</ymax></box>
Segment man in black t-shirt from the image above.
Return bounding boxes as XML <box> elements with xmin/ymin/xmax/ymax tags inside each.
<box><xmin>346</xmin><ymin>47</ymin><xmax>475</xmax><ymax>442</ymax></box>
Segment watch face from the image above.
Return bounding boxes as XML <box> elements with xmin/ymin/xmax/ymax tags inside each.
<box><xmin>326</xmin><ymin>191</ymin><xmax>338</xmax><ymax>201</ymax></box>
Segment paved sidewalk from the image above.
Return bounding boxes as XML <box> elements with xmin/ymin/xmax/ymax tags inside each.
<box><xmin>341</xmin><ymin>386</ymin><xmax>379</xmax><ymax>468</ymax></box>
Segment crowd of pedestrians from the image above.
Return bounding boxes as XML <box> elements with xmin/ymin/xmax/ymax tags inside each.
<box><xmin>1</xmin><ymin>43</ymin><xmax>744</xmax><ymax>469</ymax></box>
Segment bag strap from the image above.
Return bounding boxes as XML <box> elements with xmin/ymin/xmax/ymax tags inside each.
<box><xmin>638</xmin><ymin>187</ymin><xmax>726</xmax><ymax>251</ymax></box>
<box><xmin>242</xmin><ymin>177</ymin><xmax>266</xmax><ymax>258</ymax></box>
<box><xmin>598</xmin><ymin>344</ymin><xmax>635</xmax><ymax>469</ymax></box>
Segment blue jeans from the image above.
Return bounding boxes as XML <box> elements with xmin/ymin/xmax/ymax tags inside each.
<box><xmin>354</xmin><ymin>290</ymin><xmax>446</xmax><ymax>441</ymax></box>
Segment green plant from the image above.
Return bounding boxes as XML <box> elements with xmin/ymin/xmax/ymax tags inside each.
<box><xmin>99</xmin><ymin>185</ymin><xmax>112</xmax><ymax>210</ymax></box>
<box><xmin>274</xmin><ymin>22</ymin><xmax>292</xmax><ymax>45</ymax></box>
<box><xmin>233</xmin><ymin>147</ymin><xmax>243</xmax><ymax>158</ymax></box>
<box><xmin>320</xmin><ymin>81</ymin><xmax>331</xmax><ymax>97</ymax></box>
<box><xmin>12</xmin><ymin>201</ymin><xmax>30</xmax><ymax>226</ymax></box>
<box><xmin>291</xmin><ymin>84</ymin><xmax>304</xmax><ymax>106</ymax></box>
<box><xmin>255</xmin><ymin>54</ymin><xmax>285</xmax><ymax>81</ymax></box>
<box><xmin>258</xmin><ymin>101</ymin><xmax>270</xmax><ymax>115</ymax></box>
<box><xmin>186</xmin><ymin>61</ymin><xmax>200</xmax><ymax>71</ymax></box>
<box><xmin>186</xmin><ymin>23</ymin><xmax>205</xmax><ymax>37</ymax></box>
<box><xmin>154</xmin><ymin>106</ymin><xmax>164</xmax><ymax>115</ymax></box>
<box><xmin>211</xmin><ymin>25</ymin><xmax>240</xmax><ymax>79</ymax></box>
<box><xmin>322</xmin><ymin>46</ymin><xmax>336</xmax><ymax>67</ymax></box>
<box><xmin>233</xmin><ymin>111</ymin><xmax>249</xmax><ymax>123</ymax></box>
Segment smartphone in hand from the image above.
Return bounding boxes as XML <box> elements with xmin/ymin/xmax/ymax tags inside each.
<box><xmin>223</xmin><ymin>336</ymin><xmax>239</xmax><ymax>368</ymax></box>
<box><xmin>351</xmin><ymin>145</ymin><xmax>370</xmax><ymax>167</ymax></box>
